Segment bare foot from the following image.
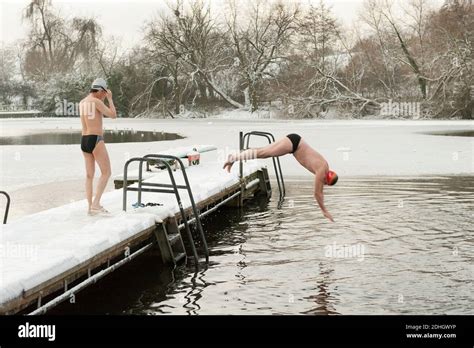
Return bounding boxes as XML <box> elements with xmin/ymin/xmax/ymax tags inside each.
<box><xmin>88</xmin><ymin>205</ymin><xmax>110</xmax><ymax>216</ymax></box>
<box><xmin>223</xmin><ymin>154</ymin><xmax>236</xmax><ymax>173</ymax></box>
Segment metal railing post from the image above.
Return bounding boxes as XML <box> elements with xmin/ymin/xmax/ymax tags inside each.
<box><xmin>138</xmin><ymin>160</ymin><xmax>144</xmax><ymax>205</ymax></box>
<box><xmin>123</xmin><ymin>157</ymin><xmax>155</xmax><ymax>211</ymax></box>
<box><xmin>239</xmin><ymin>131</ymin><xmax>243</xmax><ymax>179</ymax></box>
<box><xmin>239</xmin><ymin>132</ymin><xmax>244</xmax><ymax>206</ymax></box>
<box><xmin>1</xmin><ymin>191</ymin><xmax>11</xmax><ymax>224</ymax></box>
<box><xmin>241</xmin><ymin>131</ymin><xmax>285</xmax><ymax>206</ymax></box>
<box><xmin>122</xmin><ymin>159</ymin><xmax>133</xmax><ymax>211</ymax></box>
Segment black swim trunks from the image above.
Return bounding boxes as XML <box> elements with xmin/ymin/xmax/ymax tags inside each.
<box><xmin>81</xmin><ymin>134</ymin><xmax>104</xmax><ymax>153</ymax></box>
<box><xmin>286</xmin><ymin>133</ymin><xmax>301</xmax><ymax>153</ymax></box>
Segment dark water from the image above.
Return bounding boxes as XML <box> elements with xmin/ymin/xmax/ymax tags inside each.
<box><xmin>51</xmin><ymin>176</ymin><xmax>474</xmax><ymax>315</ymax></box>
<box><xmin>0</xmin><ymin>129</ymin><xmax>183</xmax><ymax>145</ymax></box>
<box><xmin>421</xmin><ymin>130</ymin><xmax>474</xmax><ymax>137</ymax></box>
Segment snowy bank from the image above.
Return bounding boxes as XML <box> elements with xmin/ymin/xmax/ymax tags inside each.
<box><xmin>1</xmin><ymin>118</ymin><xmax>472</xmax><ymax>195</ymax></box>
<box><xmin>0</xmin><ymin>159</ymin><xmax>264</xmax><ymax>307</ymax></box>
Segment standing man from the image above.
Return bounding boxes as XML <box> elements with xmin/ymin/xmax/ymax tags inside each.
<box><xmin>79</xmin><ymin>78</ymin><xmax>117</xmax><ymax>215</ymax></box>
<box><xmin>223</xmin><ymin>134</ymin><xmax>338</xmax><ymax>222</ymax></box>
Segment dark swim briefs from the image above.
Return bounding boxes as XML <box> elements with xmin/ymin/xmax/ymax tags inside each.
<box><xmin>286</xmin><ymin>133</ymin><xmax>301</xmax><ymax>153</ymax></box>
<box><xmin>81</xmin><ymin>134</ymin><xmax>104</xmax><ymax>153</ymax></box>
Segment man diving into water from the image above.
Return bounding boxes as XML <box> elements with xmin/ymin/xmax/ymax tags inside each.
<box><xmin>80</xmin><ymin>78</ymin><xmax>117</xmax><ymax>216</ymax></box>
<box><xmin>223</xmin><ymin>134</ymin><xmax>338</xmax><ymax>222</ymax></box>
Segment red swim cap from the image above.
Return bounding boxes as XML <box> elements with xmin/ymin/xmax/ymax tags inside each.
<box><xmin>326</xmin><ymin>170</ymin><xmax>338</xmax><ymax>186</ymax></box>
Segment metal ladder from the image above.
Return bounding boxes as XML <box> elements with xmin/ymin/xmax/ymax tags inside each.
<box><xmin>154</xmin><ymin>218</ymin><xmax>188</xmax><ymax>266</ymax></box>
<box><xmin>122</xmin><ymin>154</ymin><xmax>209</xmax><ymax>266</ymax></box>
<box><xmin>0</xmin><ymin>191</ymin><xmax>10</xmax><ymax>224</ymax></box>
<box><xmin>241</xmin><ymin>131</ymin><xmax>285</xmax><ymax>206</ymax></box>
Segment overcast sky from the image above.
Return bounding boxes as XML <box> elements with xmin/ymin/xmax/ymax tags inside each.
<box><xmin>1</xmin><ymin>0</ymin><xmax>445</xmax><ymax>51</ymax></box>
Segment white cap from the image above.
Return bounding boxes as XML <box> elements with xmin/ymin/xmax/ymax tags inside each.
<box><xmin>91</xmin><ymin>78</ymin><xmax>107</xmax><ymax>91</ymax></box>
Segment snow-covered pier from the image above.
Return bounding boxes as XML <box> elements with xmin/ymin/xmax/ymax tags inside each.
<box><xmin>0</xmin><ymin>145</ymin><xmax>272</xmax><ymax>315</ymax></box>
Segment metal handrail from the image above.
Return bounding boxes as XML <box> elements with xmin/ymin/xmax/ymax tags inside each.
<box><xmin>142</xmin><ymin>154</ymin><xmax>209</xmax><ymax>263</ymax></box>
<box><xmin>122</xmin><ymin>155</ymin><xmax>209</xmax><ymax>265</ymax></box>
<box><xmin>241</xmin><ymin>131</ymin><xmax>285</xmax><ymax>206</ymax></box>
<box><xmin>123</xmin><ymin>157</ymin><xmax>199</xmax><ymax>265</ymax></box>
<box><xmin>0</xmin><ymin>191</ymin><xmax>11</xmax><ymax>224</ymax></box>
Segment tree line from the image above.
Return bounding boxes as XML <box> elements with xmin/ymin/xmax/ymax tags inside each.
<box><xmin>0</xmin><ymin>0</ymin><xmax>472</xmax><ymax>119</ymax></box>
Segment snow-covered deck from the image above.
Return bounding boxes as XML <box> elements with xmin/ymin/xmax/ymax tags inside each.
<box><xmin>0</xmin><ymin>158</ymin><xmax>266</xmax><ymax>314</ymax></box>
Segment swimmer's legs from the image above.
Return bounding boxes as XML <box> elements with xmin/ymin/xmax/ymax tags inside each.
<box><xmin>224</xmin><ymin>137</ymin><xmax>293</xmax><ymax>172</ymax></box>
<box><xmin>256</xmin><ymin>137</ymin><xmax>293</xmax><ymax>158</ymax></box>
<box><xmin>91</xmin><ymin>140</ymin><xmax>111</xmax><ymax>209</ymax></box>
<box><xmin>82</xmin><ymin>151</ymin><xmax>95</xmax><ymax>209</ymax></box>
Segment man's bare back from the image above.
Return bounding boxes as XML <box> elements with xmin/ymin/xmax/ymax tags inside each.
<box><xmin>293</xmin><ymin>138</ymin><xmax>329</xmax><ymax>175</ymax></box>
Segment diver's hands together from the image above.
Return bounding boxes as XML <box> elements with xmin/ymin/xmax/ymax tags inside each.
<box><xmin>222</xmin><ymin>154</ymin><xmax>236</xmax><ymax>173</ymax></box>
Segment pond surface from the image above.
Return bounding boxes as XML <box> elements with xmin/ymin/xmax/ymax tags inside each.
<box><xmin>0</xmin><ymin>129</ymin><xmax>183</xmax><ymax>145</ymax></box>
<box><xmin>50</xmin><ymin>176</ymin><xmax>474</xmax><ymax>315</ymax></box>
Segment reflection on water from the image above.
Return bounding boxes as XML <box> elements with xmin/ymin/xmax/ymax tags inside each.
<box><xmin>51</xmin><ymin>176</ymin><xmax>474</xmax><ymax>315</ymax></box>
<box><xmin>0</xmin><ymin>129</ymin><xmax>183</xmax><ymax>145</ymax></box>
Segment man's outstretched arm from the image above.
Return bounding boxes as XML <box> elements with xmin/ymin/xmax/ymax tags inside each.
<box><xmin>314</xmin><ymin>173</ymin><xmax>334</xmax><ymax>222</ymax></box>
